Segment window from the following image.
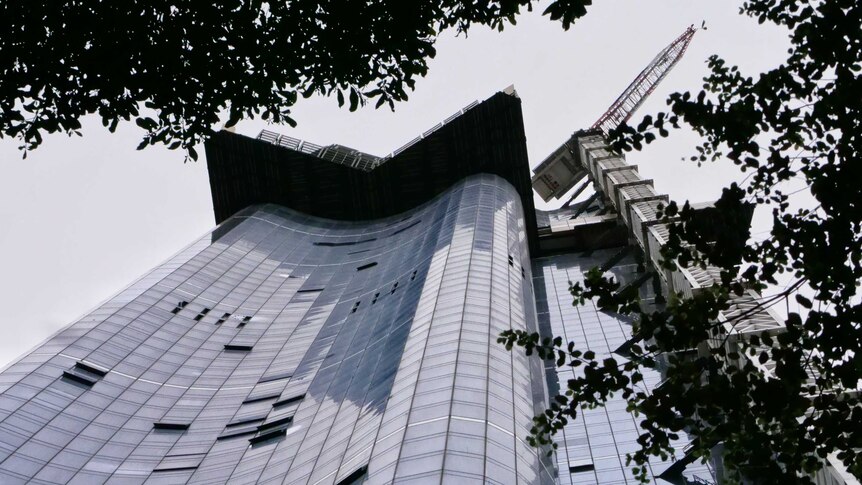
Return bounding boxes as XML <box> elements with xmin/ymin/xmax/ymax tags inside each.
<box><xmin>170</xmin><ymin>301</ymin><xmax>189</xmax><ymax>314</ymax></box>
<box><xmin>337</xmin><ymin>465</ymin><xmax>369</xmax><ymax>485</ymax></box>
<box><xmin>273</xmin><ymin>393</ymin><xmax>305</xmax><ymax>408</ymax></box>
<box><xmin>153</xmin><ymin>422</ymin><xmax>190</xmax><ymax>431</ymax></box>
<box><xmin>153</xmin><ymin>453</ymin><xmax>205</xmax><ymax>472</ymax></box>
<box><xmin>389</xmin><ymin>219</ymin><xmax>421</xmax><ymax>236</ymax></box>
<box><xmin>224</xmin><ymin>344</ymin><xmax>253</xmax><ymax>352</ymax></box>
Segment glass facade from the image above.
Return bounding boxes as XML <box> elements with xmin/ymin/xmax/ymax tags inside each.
<box><xmin>0</xmin><ymin>174</ymin><xmax>554</xmax><ymax>484</ymax></box>
<box><xmin>0</xmin><ymin>86</ymin><xmax>732</xmax><ymax>483</ymax></box>
<box><xmin>7</xmin><ymin>83</ymin><xmax>851</xmax><ymax>483</ymax></box>
<box><xmin>533</xmin><ymin>250</ymin><xmax>713</xmax><ymax>484</ymax></box>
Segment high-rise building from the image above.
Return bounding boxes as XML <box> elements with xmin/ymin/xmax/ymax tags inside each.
<box><xmin>0</xmin><ymin>89</ymin><xmax>852</xmax><ymax>485</ymax></box>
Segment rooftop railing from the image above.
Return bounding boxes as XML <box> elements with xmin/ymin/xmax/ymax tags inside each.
<box><xmin>255</xmin><ymin>98</ymin><xmax>485</xmax><ymax>171</ymax></box>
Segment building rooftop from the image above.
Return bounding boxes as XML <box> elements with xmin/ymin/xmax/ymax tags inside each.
<box><xmin>204</xmin><ymin>90</ymin><xmax>636</xmax><ymax>256</ymax></box>
<box><xmin>204</xmin><ymin>90</ymin><xmax>541</xmax><ymax>252</ymax></box>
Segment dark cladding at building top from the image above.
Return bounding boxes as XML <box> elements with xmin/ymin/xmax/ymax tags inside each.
<box><xmin>204</xmin><ymin>91</ymin><xmax>542</xmax><ymax>254</ymax></box>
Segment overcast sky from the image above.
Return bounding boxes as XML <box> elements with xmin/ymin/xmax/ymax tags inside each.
<box><xmin>0</xmin><ymin>1</ymin><xmax>793</xmax><ymax>368</ymax></box>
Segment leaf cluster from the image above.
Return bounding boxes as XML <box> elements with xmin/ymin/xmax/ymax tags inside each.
<box><xmin>506</xmin><ymin>0</ymin><xmax>862</xmax><ymax>482</ymax></box>
<box><xmin>0</xmin><ymin>0</ymin><xmax>592</xmax><ymax>159</ymax></box>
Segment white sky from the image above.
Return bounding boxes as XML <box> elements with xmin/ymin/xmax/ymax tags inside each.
<box><xmin>0</xmin><ymin>1</ymin><xmax>792</xmax><ymax>368</ymax></box>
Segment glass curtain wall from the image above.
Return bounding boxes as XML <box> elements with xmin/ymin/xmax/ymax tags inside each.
<box><xmin>0</xmin><ymin>175</ymin><xmax>552</xmax><ymax>485</ymax></box>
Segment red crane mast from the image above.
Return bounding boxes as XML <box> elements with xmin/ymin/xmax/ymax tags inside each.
<box><xmin>591</xmin><ymin>25</ymin><xmax>698</xmax><ymax>135</ymax></box>
<box><xmin>532</xmin><ymin>25</ymin><xmax>699</xmax><ymax>202</ymax></box>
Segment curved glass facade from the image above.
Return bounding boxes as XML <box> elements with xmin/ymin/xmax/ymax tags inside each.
<box><xmin>0</xmin><ymin>174</ymin><xmax>553</xmax><ymax>484</ymax></box>
<box><xmin>0</xmin><ymin>88</ymin><xmax>751</xmax><ymax>485</ymax></box>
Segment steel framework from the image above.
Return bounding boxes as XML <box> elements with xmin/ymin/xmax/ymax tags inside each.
<box><xmin>591</xmin><ymin>25</ymin><xmax>698</xmax><ymax>135</ymax></box>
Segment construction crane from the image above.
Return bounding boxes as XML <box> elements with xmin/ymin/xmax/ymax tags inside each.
<box><xmin>532</xmin><ymin>25</ymin><xmax>698</xmax><ymax>202</ymax></box>
<box><xmin>591</xmin><ymin>25</ymin><xmax>698</xmax><ymax>135</ymax></box>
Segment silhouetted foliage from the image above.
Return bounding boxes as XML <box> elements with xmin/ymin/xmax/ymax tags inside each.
<box><xmin>0</xmin><ymin>0</ymin><xmax>591</xmax><ymax>159</ymax></box>
<box><xmin>502</xmin><ymin>0</ymin><xmax>862</xmax><ymax>483</ymax></box>
<box><xmin>6</xmin><ymin>0</ymin><xmax>859</xmax><ymax>482</ymax></box>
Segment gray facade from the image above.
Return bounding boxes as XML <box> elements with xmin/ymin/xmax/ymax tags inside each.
<box><xmin>0</xmin><ymin>90</ymin><xmax>751</xmax><ymax>485</ymax></box>
<box><xmin>534</xmin><ymin>250</ymin><xmax>713</xmax><ymax>484</ymax></box>
<box><xmin>0</xmin><ymin>175</ymin><xmax>553</xmax><ymax>484</ymax></box>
